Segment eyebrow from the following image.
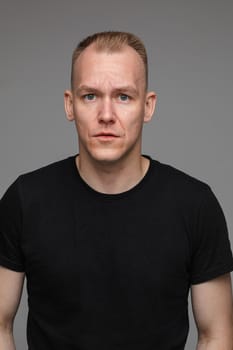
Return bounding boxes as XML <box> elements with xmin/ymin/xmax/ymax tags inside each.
<box><xmin>76</xmin><ymin>85</ymin><xmax>139</xmax><ymax>97</ymax></box>
<box><xmin>76</xmin><ymin>86</ymin><xmax>99</xmax><ymax>94</ymax></box>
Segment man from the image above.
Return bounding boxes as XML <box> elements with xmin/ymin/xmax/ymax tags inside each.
<box><xmin>0</xmin><ymin>31</ymin><xmax>233</xmax><ymax>349</ymax></box>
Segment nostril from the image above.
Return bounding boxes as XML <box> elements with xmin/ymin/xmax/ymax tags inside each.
<box><xmin>98</xmin><ymin>109</ymin><xmax>115</xmax><ymax>122</ymax></box>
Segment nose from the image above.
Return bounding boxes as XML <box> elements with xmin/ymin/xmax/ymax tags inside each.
<box><xmin>98</xmin><ymin>97</ymin><xmax>116</xmax><ymax>124</ymax></box>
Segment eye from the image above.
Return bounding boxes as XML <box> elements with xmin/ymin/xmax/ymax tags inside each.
<box><xmin>83</xmin><ymin>94</ymin><xmax>96</xmax><ymax>101</ymax></box>
<box><xmin>119</xmin><ymin>94</ymin><xmax>130</xmax><ymax>102</ymax></box>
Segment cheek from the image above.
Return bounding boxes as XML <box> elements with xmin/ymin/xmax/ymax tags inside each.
<box><xmin>122</xmin><ymin>108</ymin><xmax>144</xmax><ymax>132</ymax></box>
<box><xmin>117</xmin><ymin>102</ymin><xmax>143</xmax><ymax>118</ymax></box>
<box><xmin>74</xmin><ymin>101</ymin><xmax>98</xmax><ymax>118</ymax></box>
<box><xmin>73</xmin><ymin>115</ymin><xmax>89</xmax><ymax>140</ymax></box>
<box><xmin>73</xmin><ymin>106</ymin><xmax>93</xmax><ymax>131</ymax></box>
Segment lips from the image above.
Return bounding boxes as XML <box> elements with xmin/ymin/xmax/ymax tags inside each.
<box><xmin>93</xmin><ymin>132</ymin><xmax>120</xmax><ymax>141</ymax></box>
<box><xmin>94</xmin><ymin>132</ymin><xmax>119</xmax><ymax>137</ymax></box>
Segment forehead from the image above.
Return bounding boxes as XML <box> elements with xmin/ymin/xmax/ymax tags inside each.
<box><xmin>73</xmin><ymin>44</ymin><xmax>146</xmax><ymax>89</ymax></box>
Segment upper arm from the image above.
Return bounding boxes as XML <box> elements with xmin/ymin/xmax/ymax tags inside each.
<box><xmin>0</xmin><ymin>266</ymin><xmax>25</xmax><ymax>326</ymax></box>
<box><xmin>191</xmin><ymin>273</ymin><xmax>233</xmax><ymax>341</ymax></box>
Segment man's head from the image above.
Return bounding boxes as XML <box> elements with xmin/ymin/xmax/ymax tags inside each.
<box><xmin>64</xmin><ymin>31</ymin><xmax>156</xmax><ymax>165</ymax></box>
<box><xmin>71</xmin><ymin>31</ymin><xmax>148</xmax><ymax>91</ymax></box>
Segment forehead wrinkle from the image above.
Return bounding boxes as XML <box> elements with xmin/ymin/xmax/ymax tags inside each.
<box><xmin>76</xmin><ymin>70</ymin><xmax>145</xmax><ymax>94</ymax></box>
<box><xmin>76</xmin><ymin>83</ymin><xmax>142</xmax><ymax>97</ymax></box>
<box><xmin>73</xmin><ymin>46</ymin><xmax>146</xmax><ymax>91</ymax></box>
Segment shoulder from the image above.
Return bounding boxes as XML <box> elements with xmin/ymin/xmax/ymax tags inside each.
<box><xmin>149</xmin><ymin>157</ymin><xmax>213</xmax><ymax>206</ymax></box>
<box><xmin>19</xmin><ymin>156</ymin><xmax>75</xmax><ymax>183</ymax></box>
<box><xmin>152</xmin><ymin>158</ymin><xmax>210</xmax><ymax>190</ymax></box>
<box><xmin>13</xmin><ymin>155</ymin><xmax>77</xmax><ymax>200</ymax></box>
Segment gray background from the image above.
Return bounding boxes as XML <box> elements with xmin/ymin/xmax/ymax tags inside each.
<box><xmin>0</xmin><ymin>0</ymin><xmax>232</xmax><ymax>349</ymax></box>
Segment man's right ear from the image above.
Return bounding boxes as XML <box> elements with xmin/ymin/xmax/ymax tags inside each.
<box><xmin>64</xmin><ymin>90</ymin><xmax>74</xmax><ymax>121</ymax></box>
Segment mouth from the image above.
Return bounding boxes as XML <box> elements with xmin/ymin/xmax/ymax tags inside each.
<box><xmin>94</xmin><ymin>132</ymin><xmax>120</xmax><ymax>141</ymax></box>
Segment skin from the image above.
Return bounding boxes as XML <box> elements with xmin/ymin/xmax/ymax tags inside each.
<box><xmin>192</xmin><ymin>273</ymin><xmax>233</xmax><ymax>349</ymax></box>
<box><xmin>64</xmin><ymin>43</ymin><xmax>157</xmax><ymax>194</ymax></box>
<box><xmin>0</xmin><ymin>267</ymin><xmax>24</xmax><ymax>350</ymax></box>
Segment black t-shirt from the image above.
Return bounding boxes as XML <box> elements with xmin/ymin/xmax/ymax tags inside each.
<box><xmin>1</xmin><ymin>155</ymin><xmax>233</xmax><ymax>350</ymax></box>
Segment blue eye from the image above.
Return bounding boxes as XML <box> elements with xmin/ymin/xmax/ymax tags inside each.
<box><xmin>84</xmin><ymin>94</ymin><xmax>96</xmax><ymax>101</ymax></box>
<box><xmin>119</xmin><ymin>94</ymin><xmax>129</xmax><ymax>101</ymax></box>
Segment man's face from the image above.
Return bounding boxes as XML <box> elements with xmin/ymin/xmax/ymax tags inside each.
<box><xmin>64</xmin><ymin>44</ymin><xmax>156</xmax><ymax>165</ymax></box>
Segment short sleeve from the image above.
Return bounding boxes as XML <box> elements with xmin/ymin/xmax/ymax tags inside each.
<box><xmin>0</xmin><ymin>177</ymin><xmax>25</xmax><ymax>272</ymax></box>
<box><xmin>190</xmin><ymin>186</ymin><xmax>233</xmax><ymax>284</ymax></box>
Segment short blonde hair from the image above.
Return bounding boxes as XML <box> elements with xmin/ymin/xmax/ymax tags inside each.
<box><xmin>71</xmin><ymin>31</ymin><xmax>148</xmax><ymax>89</ymax></box>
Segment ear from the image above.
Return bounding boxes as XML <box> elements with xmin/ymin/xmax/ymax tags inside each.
<box><xmin>64</xmin><ymin>90</ymin><xmax>74</xmax><ymax>121</ymax></box>
<box><xmin>144</xmin><ymin>91</ymin><xmax>157</xmax><ymax>123</ymax></box>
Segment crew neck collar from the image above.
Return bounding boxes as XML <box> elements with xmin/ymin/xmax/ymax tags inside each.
<box><xmin>70</xmin><ymin>154</ymin><xmax>159</xmax><ymax>200</ymax></box>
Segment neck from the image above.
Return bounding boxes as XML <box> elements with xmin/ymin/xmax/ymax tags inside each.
<box><xmin>75</xmin><ymin>154</ymin><xmax>150</xmax><ymax>194</ymax></box>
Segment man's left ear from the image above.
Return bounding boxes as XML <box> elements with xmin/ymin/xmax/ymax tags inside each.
<box><xmin>144</xmin><ymin>91</ymin><xmax>157</xmax><ymax>123</ymax></box>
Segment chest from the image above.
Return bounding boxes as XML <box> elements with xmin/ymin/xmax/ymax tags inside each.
<box><xmin>22</xmin><ymin>195</ymin><xmax>191</xmax><ymax>306</ymax></box>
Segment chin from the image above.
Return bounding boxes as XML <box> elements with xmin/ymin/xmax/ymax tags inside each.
<box><xmin>88</xmin><ymin>148</ymin><xmax>126</xmax><ymax>164</ymax></box>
